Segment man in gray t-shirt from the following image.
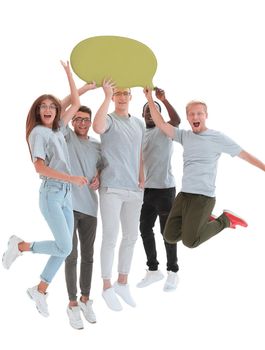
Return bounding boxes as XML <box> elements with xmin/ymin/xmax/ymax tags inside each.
<box><xmin>144</xmin><ymin>89</ymin><xmax>265</xmax><ymax>261</ymax></box>
<box><xmin>61</xmin><ymin>82</ymin><xmax>102</xmax><ymax>329</ymax></box>
<box><xmin>137</xmin><ymin>88</ymin><xmax>181</xmax><ymax>292</ymax></box>
<box><xmin>93</xmin><ymin>80</ymin><xmax>144</xmax><ymax>312</ymax></box>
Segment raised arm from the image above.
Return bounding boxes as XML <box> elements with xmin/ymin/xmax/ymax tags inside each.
<box><xmin>61</xmin><ymin>81</ymin><xmax>96</xmax><ymax>118</ymax></box>
<box><xmin>60</xmin><ymin>60</ymin><xmax>81</xmax><ymax>126</ymax></box>
<box><xmin>238</xmin><ymin>150</ymin><xmax>265</xmax><ymax>172</ymax></box>
<box><xmin>143</xmin><ymin>88</ymin><xmax>176</xmax><ymax>139</ymax></box>
<box><xmin>93</xmin><ymin>79</ymin><xmax>115</xmax><ymax>134</ymax></box>
<box><xmin>155</xmin><ymin>87</ymin><xmax>181</xmax><ymax>127</ymax></box>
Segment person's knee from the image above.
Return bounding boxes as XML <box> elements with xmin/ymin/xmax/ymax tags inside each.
<box><xmin>182</xmin><ymin>237</ymin><xmax>200</xmax><ymax>248</ymax></box>
<box><xmin>59</xmin><ymin>239</ymin><xmax>73</xmax><ymax>258</ymax></box>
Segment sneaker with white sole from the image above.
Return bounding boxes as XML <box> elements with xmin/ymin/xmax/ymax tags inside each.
<box><xmin>102</xmin><ymin>287</ymin><xmax>123</xmax><ymax>311</ymax></box>
<box><xmin>223</xmin><ymin>210</ymin><xmax>248</xmax><ymax>229</ymax></box>
<box><xmin>67</xmin><ymin>306</ymin><xmax>84</xmax><ymax>330</ymax></box>
<box><xmin>2</xmin><ymin>235</ymin><xmax>23</xmax><ymax>269</ymax></box>
<box><xmin>113</xmin><ymin>282</ymin><xmax>136</xmax><ymax>307</ymax></box>
<box><xmin>163</xmin><ymin>271</ymin><xmax>179</xmax><ymax>292</ymax></box>
<box><xmin>27</xmin><ymin>285</ymin><xmax>49</xmax><ymax>317</ymax></box>
<box><xmin>136</xmin><ymin>270</ymin><xmax>164</xmax><ymax>288</ymax></box>
<box><xmin>79</xmin><ymin>300</ymin><xmax>96</xmax><ymax>323</ymax></box>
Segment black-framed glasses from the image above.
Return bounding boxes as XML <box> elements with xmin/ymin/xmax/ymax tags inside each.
<box><xmin>73</xmin><ymin>117</ymin><xmax>91</xmax><ymax>123</ymax></box>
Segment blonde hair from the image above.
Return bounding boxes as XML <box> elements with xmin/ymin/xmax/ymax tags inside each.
<box><xmin>113</xmin><ymin>87</ymin><xmax>131</xmax><ymax>92</ymax></box>
<box><xmin>186</xmin><ymin>100</ymin><xmax>207</xmax><ymax>115</ymax></box>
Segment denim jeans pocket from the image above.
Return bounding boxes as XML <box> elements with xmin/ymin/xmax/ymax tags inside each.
<box><xmin>39</xmin><ymin>181</ymin><xmax>64</xmax><ymax>195</ymax></box>
<box><xmin>46</xmin><ymin>184</ymin><xmax>63</xmax><ymax>193</ymax></box>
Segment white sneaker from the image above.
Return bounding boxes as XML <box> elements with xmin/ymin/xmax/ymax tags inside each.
<box><xmin>2</xmin><ymin>235</ymin><xmax>23</xmax><ymax>269</ymax></box>
<box><xmin>27</xmin><ymin>286</ymin><xmax>49</xmax><ymax>317</ymax></box>
<box><xmin>113</xmin><ymin>282</ymin><xmax>136</xmax><ymax>307</ymax></box>
<box><xmin>136</xmin><ymin>270</ymin><xmax>164</xmax><ymax>288</ymax></box>
<box><xmin>163</xmin><ymin>271</ymin><xmax>179</xmax><ymax>292</ymax></box>
<box><xmin>79</xmin><ymin>300</ymin><xmax>96</xmax><ymax>323</ymax></box>
<box><xmin>102</xmin><ymin>287</ymin><xmax>123</xmax><ymax>311</ymax></box>
<box><xmin>67</xmin><ymin>306</ymin><xmax>84</xmax><ymax>330</ymax></box>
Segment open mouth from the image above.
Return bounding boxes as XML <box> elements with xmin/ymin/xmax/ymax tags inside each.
<box><xmin>193</xmin><ymin>122</ymin><xmax>200</xmax><ymax>128</ymax></box>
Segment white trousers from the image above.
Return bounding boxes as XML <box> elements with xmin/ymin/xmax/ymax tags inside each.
<box><xmin>99</xmin><ymin>187</ymin><xmax>143</xmax><ymax>279</ymax></box>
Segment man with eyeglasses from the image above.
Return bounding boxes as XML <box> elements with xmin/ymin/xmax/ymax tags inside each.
<box><xmin>93</xmin><ymin>80</ymin><xmax>145</xmax><ymax>311</ymax></box>
<box><xmin>60</xmin><ymin>83</ymin><xmax>102</xmax><ymax>329</ymax></box>
<box><xmin>137</xmin><ymin>87</ymin><xmax>181</xmax><ymax>292</ymax></box>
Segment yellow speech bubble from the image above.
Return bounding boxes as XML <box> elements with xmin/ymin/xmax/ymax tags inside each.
<box><xmin>70</xmin><ymin>36</ymin><xmax>157</xmax><ymax>88</ymax></box>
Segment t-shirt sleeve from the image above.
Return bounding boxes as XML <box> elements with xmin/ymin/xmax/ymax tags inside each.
<box><xmin>29</xmin><ymin>130</ymin><xmax>47</xmax><ymax>163</ymax></box>
<box><xmin>172</xmin><ymin>127</ymin><xmax>184</xmax><ymax>144</ymax></box>
<box><xmin>104</xmin><ymin>114</ymin><xmax>113</xmax><ymax>133</ymax></box>
<box><xmin>60</xmin><ymin>123</ymin><xmax>71</xmax><ymax>141</ymax></box>
<box><xmin>220</xmin><ymin>133</ymin><xmax>242</xmax><ymax>157</ymax></box>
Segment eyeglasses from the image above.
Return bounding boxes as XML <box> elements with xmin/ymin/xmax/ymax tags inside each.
<box><xmin>73</xmin><ymin>117</ymin><xmax>91</xmax><ymax>123</ymax></box>
<box><xmin>39</xmin><ymin>104</ymin><xmax>57</xmax><ymax>111</ymax></box>
<box><xmin>113</xmin><ymin>91</ymin><xmax>131</xmax><ymax>97</ymax></box>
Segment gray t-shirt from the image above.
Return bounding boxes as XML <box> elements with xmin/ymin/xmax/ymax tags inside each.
<box><xmin>63</xmin><ymin>125</ymin><xmax>102</xmax><ymax>217</ymax></box>
<box><xmin>143</xmin><ymin>127</ymin><xmax>175</xmax><ymax>188</ymax></box>
<box><xmin>100</xmin><ymin>112</ymin><xmax>145</xmax><ymax>191</ymax></box>
<box><xmin>173</xmin><ymin>128</ymin><xmax>242</xmax><ymax>197</ymax></box>
<box><xmin>29</xmin><ymin>125</ymin><xmax>71</xmax><ymax>181</ymax></box>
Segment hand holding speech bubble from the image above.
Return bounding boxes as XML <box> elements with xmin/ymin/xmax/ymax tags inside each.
<box><xmin>70</xmin><ymin>36</ymin><xmax>157</xmax><ymax>88</ymax></box>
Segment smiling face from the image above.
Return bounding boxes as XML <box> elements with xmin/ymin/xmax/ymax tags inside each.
<box><xmin>186</xmin><ymin>102</ymin><xmax>208</xmax><ymax>133</ymax></box>
<box><xmin>72</xmin><ymin>110</ymin><xmax>91</xmax><ymax>139</ymax></box>
<box><xmin>112</xmin><ymin>87</ymin><xmax>132</xmax><ymax>115</ymax></box>
<box><xmin>38</xmin><ymin>98</ymin><xmax>58</xmax><ymax>128</ymax></box>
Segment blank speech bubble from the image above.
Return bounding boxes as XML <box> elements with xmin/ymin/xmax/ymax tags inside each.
<box><xmin>70</xmin><ymin>36</ymin><xmax>157</xmax><ymax>88</ymax></box>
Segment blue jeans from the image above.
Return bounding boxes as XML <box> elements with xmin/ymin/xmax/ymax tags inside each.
<box><xmin>31</xmin><ymin>180</ymin><xmax>74</xmax><ymax>284</ymax></box>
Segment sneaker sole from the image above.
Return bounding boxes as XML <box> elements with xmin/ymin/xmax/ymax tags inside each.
<box><xmin>2</xmin><ymin>235</ymin><xmax>21</xmax><ymax>269</ymax></box>
<box><xmin>67</xmin><ymin>310</ymin><xmax>84</xmax><ymax>330</ymax></box>
<box><xmin>80</xmin><ymin>311</ymin><xmax>97</xmax><ymax>324</ymax></box>
<box><xmin>137</xmin><ymin>276</ymin><xmax>164</xmax><ymax>288</ymax></box>
<box><xmin>79</xmin><ymin>302</ymin><xmax>97</xmax><ymax>323</ymax></box>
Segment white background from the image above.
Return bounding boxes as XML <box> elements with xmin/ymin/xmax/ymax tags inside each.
<box><xmin>1</xmin><ymin>0</ymin><xmax>264</xmax><ymax>349</ymax></box>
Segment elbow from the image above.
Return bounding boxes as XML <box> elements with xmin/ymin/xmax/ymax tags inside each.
<box><xmin>73</xmin><ymin>101</ymin><xmax>81</xmax><ymax>111</ymax></box>
<box><xmin>93</xmin><ymin>123</ymin><xmax>105</xmax><ymax>134</ymax></box>
<box><xmin>34</xmin><ymin>162</ymin><xmax>44</xmax><ymax>175</ymax></box>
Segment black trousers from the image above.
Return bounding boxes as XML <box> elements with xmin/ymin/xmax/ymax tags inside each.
<box><xmin>139</xmin><ymin>188</ymin><xmax>179</xmax><ymax>272</ymax></box>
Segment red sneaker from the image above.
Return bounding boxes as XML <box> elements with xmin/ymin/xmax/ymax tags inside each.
<box><xmin>209</xmin><ymin>214</ymin><xmax>217</xmax><ymax>222</ymax></box>
<box><xmin>223</xmin><ymin>210</ymin><xmax>248</xmax><ymax>229</ymax></box>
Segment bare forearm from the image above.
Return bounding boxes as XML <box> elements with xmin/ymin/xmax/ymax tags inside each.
<box><xmin>60</xmin><ymin>62</ymin><xmax>80</xmax><ymax>125</ymax></box>
<box><xmin>34</xmin><ymin>162</ymin><xmax>71</xmax><ymax>182</ymax></box>
<box><xmin>93</xmin><ymin>97</ymin><xmax>111</xmax><ymax>134</ymax></box>
<box><xmin>148</xmin><ymin>99</ymin><xmax>175</xmax><ymax>138</ymax></box>
<box><xmin>61</xmin><ymin>83</ymin><xmax>95</xmax><ymax>111</ymax></box>
<box><xmin>238</xmin><ymin>150</ymin><xmax>265</xmax><ymax>171</ymax></box>
<box><xmin>162</xmin><ymin>99</ymin><xmax>181</xmax><ymax>126</ymax></box>
<box><xmin>66</xmin><ymin>71</ymin><xmax>80</xmax><ymax>109</ymax></box>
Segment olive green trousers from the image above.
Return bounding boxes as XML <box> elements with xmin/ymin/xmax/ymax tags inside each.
<box><xmin>164</xmin><ymin>192</ymin><xmax>230</xmax><ymax>248</ymax></box>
